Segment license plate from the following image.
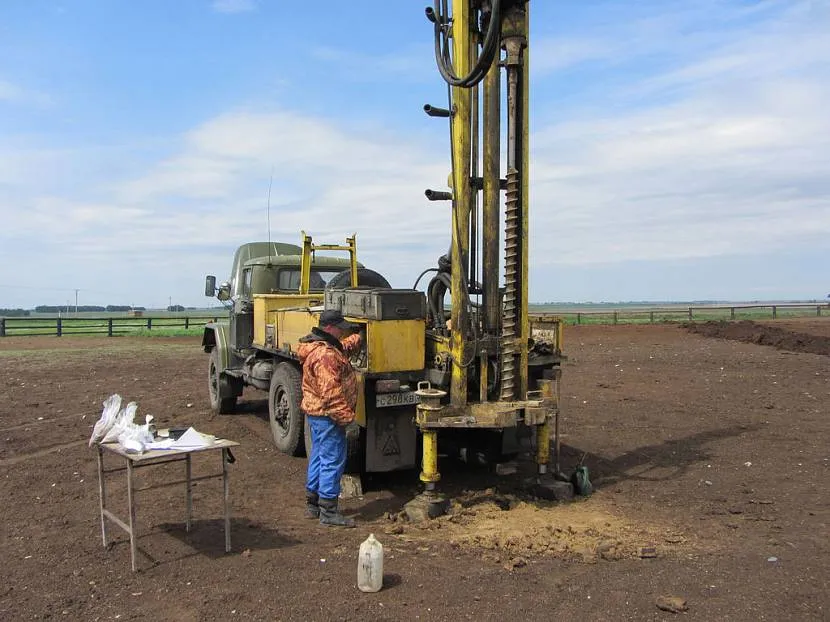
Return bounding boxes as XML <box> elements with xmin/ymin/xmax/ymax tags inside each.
<box><xmin>376</xmin><ymin>391</ymin><xmax>420</xmax><ymax>408</ymax></box>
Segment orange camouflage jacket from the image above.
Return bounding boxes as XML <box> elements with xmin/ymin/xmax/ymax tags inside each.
<box><xmin>296</xmin><ymin>328</ymin><xmax>362</xmax><ymax>425</ymax></box>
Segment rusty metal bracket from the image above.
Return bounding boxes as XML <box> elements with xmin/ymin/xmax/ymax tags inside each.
<box><xmin>417</xmin><ymin>396</ymin><xmax>544</xmax><ymax>429</ymax></box>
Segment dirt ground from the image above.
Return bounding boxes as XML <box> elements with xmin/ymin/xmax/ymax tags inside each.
<box><xmin>1</xmin><ymin>320</ymin><xmax>828</xmax><ymax>621</ymax></box>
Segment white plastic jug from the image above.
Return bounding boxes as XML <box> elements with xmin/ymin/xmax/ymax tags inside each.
<box><xmin>357</xmin><ymin>533</ymin><xmax>384</xmax><ymax>593</ymax></box>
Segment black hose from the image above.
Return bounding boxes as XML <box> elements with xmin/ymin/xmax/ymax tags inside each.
<box><xmin>413</xmin><ymin>267</ymin><xmax>439</xmax><ymax>290</ymax></box>
<box><xmin>427</xmin><ymin>275</ymin><xmax>448</xmax><ymax>328</ymax></box>
<box><xmin>431</xmin><ymin>0</ymin><xmax>501</xmax><ymax>88</ymax></box>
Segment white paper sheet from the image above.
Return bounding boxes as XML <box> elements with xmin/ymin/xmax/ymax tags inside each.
<box><xmin>146</xmin><ymin>427</ymin><xmax>216</xmax><ymax>451</ymax></box>
<box><xmin>170</xmin><ymin>427</ymin><xmax>216</xmax><ymax>449</ymax></box>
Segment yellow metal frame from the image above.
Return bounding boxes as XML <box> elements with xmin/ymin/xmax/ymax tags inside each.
<box><xmin>353</xmin><ymin>373</ymin><xmax>367</xmax><ymax>426</ymax></box>
<box><xmin>366</xmin><ymin>319</ymin><xmax>426</xmax><ymax>373</ymax></box>
<box><xmin>419</xmin><ymin>430</ymin><xmax>440</xmax><ymax>484</ymax></box>
<box><xmin>449</xmin><ymin>1</ymin><xmax>473</xmax><ymax>408</ymax></box>
<box><xmin>253</xmin><ymin>231</ymin><xmax>360</xmax><ymax>346</ymax></box>
<box><xmin>299</xmin><ymin>231</ymin><xmax>358</xmax><ymax>294</ymax></box>
<box><xmin>535</xmin><ymin>378</ymin><xmax>553</xmax><ymax>468</ymax></box>
<box><xmin>252</xmin><ymin>295</ymin><xmax>321</xmax><ymax>347</ymax></box>
<box><xmin>531</xmin><ymin>315</ymin><xmax>565</xmax><ymax>353</ymax></box>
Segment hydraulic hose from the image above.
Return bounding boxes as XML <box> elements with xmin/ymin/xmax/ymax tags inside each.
<box><xmin>429</xmin><ymin>0</ymin><xmax>501</xmax><ymax>88</ymax></box>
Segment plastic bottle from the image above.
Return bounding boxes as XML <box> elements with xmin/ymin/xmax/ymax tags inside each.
<box><xmin>357</xmin><ymin>533</ymin><xmax>384</xmax><ymax>593</ymax></box>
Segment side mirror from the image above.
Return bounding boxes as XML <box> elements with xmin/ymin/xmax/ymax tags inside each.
<box><xmin>217</xmin><ymin>282</ymin><xmax>231</xmax><ymax>302</ymax></box>
<box><xmin>205</xmin><ymin>275</ymin><xmax>217</xmax><ymax>297</ymax></box>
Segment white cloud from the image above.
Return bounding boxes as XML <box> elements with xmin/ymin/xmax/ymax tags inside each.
<box><xmin>0</xmin><ymin>79</ymin><xmax>51</xmax><ymax>106</ymax></box>
<box><xmin>527</xmin><ymin>0</ymin><xmax>830</xmax><ymax>271</ymax></box>
<box><xmin>210</xmin><ymin>0</ymin><xmax>256</xmax><ymax>14</ymax></box>
<box><xmin>532</xmin><ymin>0</ymin><xmax>821</xmax><ymax>78</ymax></box>
<box><xmin>1</xmin><ymin>108</ymin><xmax>454</xmax><ymax>305</ymax></box>
<box><xmin>116</xmin><ymin>109</ymin><xmax>451</xmax><ymax>234</ymax></box>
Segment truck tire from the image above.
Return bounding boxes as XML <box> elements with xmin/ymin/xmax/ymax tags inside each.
<box><xmin>269</xmin><ymin>363</ymin><xmax>305</xmax><ymax>456</ymax></box>
<box><xmin>326</xmin><ymin>267</ymin><xmax>391</xmax><ymax>290</ymax></box>
<box><xmin>304</xmin><ymin>415</ymin><xmax>365</xmax><ymax>474</ymax></box>
<box><xmin>208</xmin><ymin>349</ymin><xmax>237</xmax><ymax>414</ymax></box>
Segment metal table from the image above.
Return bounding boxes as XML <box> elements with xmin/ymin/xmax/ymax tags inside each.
<box><xmin>95</xmin><ymin>438</ymin><xmax>239</xmax><ymax>571</ymax></box>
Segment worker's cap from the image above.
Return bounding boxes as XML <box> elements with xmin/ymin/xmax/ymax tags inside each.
<box><xmin>319</xmin><ymin>309</ymin><xmax>359</xmax><ymax>331</ymax></box>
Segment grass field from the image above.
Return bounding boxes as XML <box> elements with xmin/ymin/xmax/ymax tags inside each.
<box><xmin>531</xmin><ymin>302</ymin><xmax>828</xmax><ymax>325</ymax></box>
<box><xmin>0</xmin><ymin>315</ymin><xmax>218</xmax><ymax>337</ymax></box>
<box><xmin>0</xmin><ymin>303</ymin><xmax>826</xmax><ymax>337</ymax></box>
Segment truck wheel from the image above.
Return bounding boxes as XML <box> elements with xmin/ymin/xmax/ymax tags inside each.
<box><xmin>326</xmin><ymin>267</ymin><xmax>391</xmax><ymax>290</ymax></box>
<box><xmin>208</xmin><ymin>349</ymin><xmax>237</xmax><ymax>414</ymax></box>
<box><xmin>269</xmin><ymin>363</ymin><xmax>305</xmax><ymax>456</ymax></box>
<box><xmin>304</xmin><ymin>415</ymin><xmax>365</xmax><ymax>474</ymax></box>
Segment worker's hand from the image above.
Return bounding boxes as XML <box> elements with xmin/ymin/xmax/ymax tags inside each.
<box><xmin>342</xmin><ymin>332</ymin><xmax>363</xmax><ymax>357</ymax></box>
<box><xmin>344</xmin><ymin>422</ymin><xmax>360</xmax><ymax>441</ymax></box>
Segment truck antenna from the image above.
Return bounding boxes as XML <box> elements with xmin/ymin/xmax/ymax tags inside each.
<box><xmin>266</xmin><ymin>168</ymin><xmax>274</xmax><ymax>265</ymax></box>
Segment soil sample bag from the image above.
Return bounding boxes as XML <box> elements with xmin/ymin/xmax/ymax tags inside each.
<box><xmin>89</xmin><ymin>394</ymin><xmax>122</xmax><ymax>446</ymax></box>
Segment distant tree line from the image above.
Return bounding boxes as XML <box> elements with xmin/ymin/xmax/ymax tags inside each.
<box><xmin>0</xmin><ymin>308</ymin><xmax>30</xmax><ymax>317</ymax></box>
<box><xmin>33</xmin><ymin>305</ymin><xmax>147</xmax><ymax>313</ymax></box>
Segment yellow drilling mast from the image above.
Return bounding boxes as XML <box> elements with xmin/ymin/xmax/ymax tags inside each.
<box><xmin>411</xmin><ymin>0</ymin><xmax>564</xmax><ymax>517</ymax></box>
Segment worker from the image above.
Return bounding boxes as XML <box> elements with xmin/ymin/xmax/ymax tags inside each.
<box><xmin>297</xmin><ymin>309</ymin><xmax>362</xmax><ymax>527</ymax></box>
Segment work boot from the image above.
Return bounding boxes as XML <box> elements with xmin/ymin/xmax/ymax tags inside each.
<box><xmin>304</xmin><ymin>491</ymin><xmax>320</xmax><ymax>519</ymax></box>
<box><xmin>318</xmin><ymin>498</ymin><xmax>355</xmax><ymax>528</ymax></box>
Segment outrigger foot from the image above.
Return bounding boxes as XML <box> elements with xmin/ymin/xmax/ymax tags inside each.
<box><xmin>403</xmin><ymin>490</ymin><xmax>450</xmax><ymax>523</ymax></box>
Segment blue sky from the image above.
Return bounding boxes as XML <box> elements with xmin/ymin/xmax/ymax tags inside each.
<box><xmin>1</xmin><ymin>0</ymin><xmax>828</xmax><ymax>308</ymax></box>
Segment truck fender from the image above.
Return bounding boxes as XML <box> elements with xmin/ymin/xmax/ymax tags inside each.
<box><xmin>203</xmin><ymin>322</ymin><xmax>231</xmax><ymax>371</ymax></box>
<box><xmin>204</xmin><ymin>322</ymin><xmax>243</xmax><ymax>399</ymax></box>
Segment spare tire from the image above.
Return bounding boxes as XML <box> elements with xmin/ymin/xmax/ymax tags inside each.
<box><xmin>326</xmin><ymin>267</ymin><xmax>391</xmax><ymax>290</ymax></box>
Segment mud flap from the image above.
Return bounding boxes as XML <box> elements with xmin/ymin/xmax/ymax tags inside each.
<box><xmin>365</xmin><ymin>408</ymin><xmax>417</xmax><ymax>472</ymax></box>
<box><xmin>219</xmin><ymin>371</ymin><xmax>243</xmax><ymax>398</ymax></box>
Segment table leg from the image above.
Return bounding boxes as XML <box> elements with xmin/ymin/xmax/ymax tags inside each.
<box><xmin>185</xmin><ymin>453</ymin><xmax>192</xmax><ymax>532</ymax></box>
<box><xmin>97</xmin><ymin>446</ymin><xmax>107</xmax><ymax>547</ymax></box>
<box><xmin>126</xmin><ymin>459</ymin><xmax>137</xmax><ymax>572</ymax></box>
<box><xmin>223</xmin><ymin>448</ymin><xmax>230</xmax><ymax>553</ymax></box>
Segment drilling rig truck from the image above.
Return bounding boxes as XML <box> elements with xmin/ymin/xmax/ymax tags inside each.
<box><xmin>203</xmin><ymin>0</ymin><xmax>566</xmax><ymax>511</ymax></box>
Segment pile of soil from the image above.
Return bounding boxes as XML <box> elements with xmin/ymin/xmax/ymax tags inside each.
<box><xmin>384</xmin><ymin>489</ymin><xmax>694</xmax><ymax>567</ymax></box>
<box><xmin>684</xmin><ymin>320</ymin><xmax>830</xmax><ymax>356</ymax></box>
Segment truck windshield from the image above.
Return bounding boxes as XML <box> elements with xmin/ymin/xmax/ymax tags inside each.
<box><xmin>278</xmin><ymin>268</ymin><xmax>345</xmax><ymax>291</ymax></box>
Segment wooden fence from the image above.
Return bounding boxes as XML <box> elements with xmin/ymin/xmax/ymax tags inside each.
<box><xmin>532</xmin><ymin>303</ymin><xmax>827</xmax><ymax>326</ymax></box>
<box><xmin>0</xmin><ymin>315</ymin><xmax>219</xmax><ymax>337</ymax></box>
<box><xmin>0</xmin><ymin>303</ymin><xmax>826</xmax><ymax>337</ymax></box>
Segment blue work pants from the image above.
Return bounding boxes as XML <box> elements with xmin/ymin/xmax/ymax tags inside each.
<box><xmin>306</xmin><ymin>415</ymin><xmax>347</xmax><ymax>500</ymax></box>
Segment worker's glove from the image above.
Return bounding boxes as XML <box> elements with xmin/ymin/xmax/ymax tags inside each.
<box><xmin>345</xmin><ymin>422</ymin><xmax>360</xmax><ymax>441</ymax></box>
